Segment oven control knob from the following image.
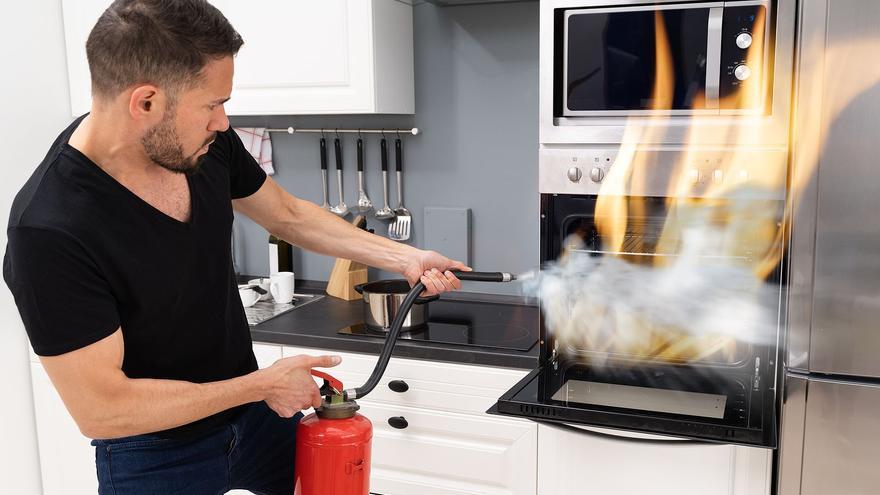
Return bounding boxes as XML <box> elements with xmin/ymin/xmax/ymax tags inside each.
<box><xmin>567</xmin><ymin>167</ymin><xmax>583</xmax><ymax>183</ymax></box>
<box><xmin>589</xmin><ymin>167</ymin><xmax>605</xmax><ymax>183</ymax></box>
<box><xmin>736</xmin><ymin>32</ymin><xmax>753</xmax><ymax>50</ymax></box>
<box><xmin>734</xmin><ymin>64</ymin><xmax>752</xmax><ymax>81</ymax></box>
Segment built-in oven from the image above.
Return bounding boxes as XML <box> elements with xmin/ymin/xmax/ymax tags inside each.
<box><xmin>491</xmin><ymin>147</ymin><xmax>788</xmax><ymax>447</ymax></box>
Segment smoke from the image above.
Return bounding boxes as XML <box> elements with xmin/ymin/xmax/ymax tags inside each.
<box><xmin>524</xmin><ymin>227</ymin><xmax>779</xmax><ymax>366</ymax></box>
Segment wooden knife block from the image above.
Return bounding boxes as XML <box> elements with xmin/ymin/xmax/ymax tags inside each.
<box><xmin>326</xmin><ymin>215</ymin><xmax>368</xmax><ymax>301</ymax></box>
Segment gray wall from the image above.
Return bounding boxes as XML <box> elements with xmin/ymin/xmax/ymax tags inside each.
<box><xmin>231</xmin><ymin>2</ymin><xmax>538</xmax><ymax>295</ymax></box>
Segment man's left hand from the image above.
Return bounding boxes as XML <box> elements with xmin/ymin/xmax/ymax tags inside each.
<box><xmin>402</xmin><ymin>250</ymin><xmax>471</xmax><ymax>296</ymax></box>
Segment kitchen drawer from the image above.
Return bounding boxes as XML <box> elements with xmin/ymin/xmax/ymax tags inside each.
<box><xmin>361</xmin><ymin>401</ymin><xmax>537</xmax><ymax>495</ymax></box>
<box><xmin>281</xmin><ymin>345</ymin><xmax>528</xmax><ymax>416</ymax></box>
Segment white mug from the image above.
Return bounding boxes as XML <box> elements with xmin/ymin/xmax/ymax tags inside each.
<box><xmin>270</xmin><ymin>271</ymin><xmax>296</xmax><ymax>304</ymax></box>
<box><xmin>238</xmin><ymin>287</ymin><xmax>260</xmax><ymax>308</ymax></box>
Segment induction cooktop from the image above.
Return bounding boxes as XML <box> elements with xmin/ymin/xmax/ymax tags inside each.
<box><xmin>337</xmin><ymin>298</ymin><xmax>539</xmax><ymax>352</ymax></box>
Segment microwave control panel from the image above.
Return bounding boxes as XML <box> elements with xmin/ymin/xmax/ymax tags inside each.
<box><xmin>720</xmin><ymin>4</ymin><xmax>769</xmax><ymax>109</ymax></box>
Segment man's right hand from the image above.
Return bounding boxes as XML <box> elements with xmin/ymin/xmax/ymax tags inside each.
<box><xmin>258</xmin><ymin>354</ymin><xmax>342</xmax><ymax>418</ymax></box>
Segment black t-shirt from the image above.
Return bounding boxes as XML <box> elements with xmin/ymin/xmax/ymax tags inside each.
<box><xmin>3</xmin><ymin>115</ymin><xmax>268</xmax><ymax>438</ymax></box>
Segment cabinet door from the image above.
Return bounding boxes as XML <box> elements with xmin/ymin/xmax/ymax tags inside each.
<box><xmin>537</xmin><ymin>424</ymin><xmax>771</xmax><ymax>495</ymax></box>
<box><xmin>799</xmin><ymin>379</ymin><xmax>880</xmax><ymax>495</ymax></box>
<box><xmin>211</xmin><ymin>0</ymin><xmax>371</xmax><ymax>115</ymax></box>
<box><xmin>361</xmin><ymin>401</ymin><xmax>536</xmax><ymax>495</ymax></box>
<box><xmin>30</xmin><ymin>362</ymin><xmax>98</xmax><ymax>495</ymax></box>
<box><xmin>61</xmin><ymin>0</ymin><xmax>414</xmax><ymax>116</ymax></box>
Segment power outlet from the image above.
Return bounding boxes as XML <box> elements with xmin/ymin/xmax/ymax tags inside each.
<box><xmin>424</xmin><ymin>207</ymin><xmax>471</xmax><ymax>266</ymax></box>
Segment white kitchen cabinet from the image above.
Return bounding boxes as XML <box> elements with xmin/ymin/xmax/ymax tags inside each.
<box><xmin>61</xmin><ymin>0</ymin><xmax>415</xmax><ymax>116</ymax></box>
<box><xmin>282</xmin><ymin>344</ymin><xmax>538</xmax><ymax>495</ymax></box>
<box><xmin>537</xmin><ymin>424</ymin><xmax>772</xmax><ymax>495</ymax></box>
<box><xmin>29</xmin><ymin>355</ymin><xmax>98</xmax><ymax>495</ymax></box>
<box><xmin>362</xmin><ymin>401</ymin><xmax>536</xmax><ymax>495</ymax></box>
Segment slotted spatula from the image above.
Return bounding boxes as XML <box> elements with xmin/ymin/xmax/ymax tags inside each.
<box><xmin>388</xmin><ymin>138</ymin><xmax>411</xmax><ymax>241</ymax></box>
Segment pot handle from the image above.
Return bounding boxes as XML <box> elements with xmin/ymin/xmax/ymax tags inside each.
<box><xmin>354</xmin><ymin>283</ymin><xmax>367</xmax><ymax>295</ymax></box>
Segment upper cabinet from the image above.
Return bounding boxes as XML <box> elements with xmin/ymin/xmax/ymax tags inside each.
<box><xmin>61</xmin><ymin>0</ymin><xmax>415</xmax><ymax>116</ymax></box>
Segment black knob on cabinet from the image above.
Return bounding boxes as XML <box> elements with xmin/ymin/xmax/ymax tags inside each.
<box><xmin>388</xmin><ymin>380</ymin><xmax>409</xmax><ymax>393</ymax></box>
<box><xmin>388</xmin><ymin>416</ymin><xmax>408</xmax><ymax>429</ymax></box>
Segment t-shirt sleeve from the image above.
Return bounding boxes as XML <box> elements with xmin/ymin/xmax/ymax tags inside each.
<box><xmin>214</xmin><ymin>127</ymin><xmax>268</xmax><ymax>199</ymax></box>
<box><xmin>3</xmin><ymin>227</ymin><xmax>121</xmax><ymax>356</ymax></box>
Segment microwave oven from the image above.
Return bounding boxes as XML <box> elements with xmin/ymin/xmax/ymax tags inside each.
<box><xmin>559</xmin><ymin>1</ymin><xmax>773</xmax><ymax>117</ymax></box>
<box><xmin>539</xmin><ymin>0</ymin><xmax>796</xmax><ymax>147</ymax></box>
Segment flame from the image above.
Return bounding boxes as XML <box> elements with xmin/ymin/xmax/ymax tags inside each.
<box><xmin>594</xmin><ymin>11</ymin><xmax>674</xmax><ymax>262</ymax></box>
<box><xmin>546</xmin><ymin>7</ymin><xmax>880</xmax><ymax>365</ymax></box>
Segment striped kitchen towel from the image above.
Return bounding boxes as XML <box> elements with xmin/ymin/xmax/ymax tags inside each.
<box><xmin>233</xmin><ymin>127</ymin><xmax>275</xmax><ymax>175</ymax></box>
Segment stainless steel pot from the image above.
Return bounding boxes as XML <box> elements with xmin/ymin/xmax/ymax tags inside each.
<box><xmin>354</xmin><ymin>280</ymin><xmax>438</xmax><ymax>332</ymax></box>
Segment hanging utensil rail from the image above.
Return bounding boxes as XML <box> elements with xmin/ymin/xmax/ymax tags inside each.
<box><xmin>267</xmin><ymin>127</ymin><xmax>420</xmax><ymax>135</ymax></box>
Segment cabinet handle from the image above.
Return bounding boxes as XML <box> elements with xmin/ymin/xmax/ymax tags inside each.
<box><xmin>388</xmin><ymin>416</ymin><xmax>408</xmax><ymax>429</ymax></box>
<box><xmin>388</xmin><ymin>380</ymin><xmax>409</xmax><ymax>393</ymax></box>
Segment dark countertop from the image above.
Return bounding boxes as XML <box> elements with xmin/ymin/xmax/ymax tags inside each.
<box><xmin>247</xmin><ymin>279</ymin><xmax>540</xmax><ymax>370</ymax></box>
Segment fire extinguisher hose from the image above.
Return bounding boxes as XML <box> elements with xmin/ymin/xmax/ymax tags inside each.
<box><xmin>343</xmin><ymin>271</ymin><xmax>516</xmax><ymax>401</ymax></box>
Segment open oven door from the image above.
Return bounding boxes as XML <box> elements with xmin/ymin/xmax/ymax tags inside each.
<box><xmin>489</xmin><ymin>348</ymin><xmax>778</xmax><ymax>448</ymax></box>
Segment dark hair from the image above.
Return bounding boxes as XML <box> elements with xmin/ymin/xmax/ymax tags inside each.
<box><xmin>86</xmin><ymin>0</ymin><xmax>243</xmax><ymax>100</ymax></box>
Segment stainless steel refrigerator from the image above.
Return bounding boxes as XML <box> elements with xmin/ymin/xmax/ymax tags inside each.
<box><xmin>778</xmin><ymin>1</ymin><xmax>880</xmax><ymax>494</ymax></box>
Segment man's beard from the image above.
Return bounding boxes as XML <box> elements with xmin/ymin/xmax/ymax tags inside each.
<box><xmin>141</xmin><ymin>112</ymin><xmax>214</xmax><ymax>175</ymax></box>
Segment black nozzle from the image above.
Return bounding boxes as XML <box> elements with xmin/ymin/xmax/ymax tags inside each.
<box><xmin>450</xmin><ymin>271</ymin><xmax>516</xmax><ymax>283</ymax></box>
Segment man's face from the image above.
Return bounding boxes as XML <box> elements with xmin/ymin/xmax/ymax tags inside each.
<box><xmin>141</xmin><ymin>56</ymin><xmax>233</xmax><ymax>174</ymax></box>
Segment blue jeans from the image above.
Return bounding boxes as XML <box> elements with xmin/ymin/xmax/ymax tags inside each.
<box><xmin>91</xmin><ymin>402</ymin><xmax>302</xmax><ymax>494</ymax></box>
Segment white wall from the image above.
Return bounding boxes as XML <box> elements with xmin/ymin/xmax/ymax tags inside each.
<box><xmin>0</xmin><ymin>0</ymin><xmax>73</xmax><ymax>492</ymax></box>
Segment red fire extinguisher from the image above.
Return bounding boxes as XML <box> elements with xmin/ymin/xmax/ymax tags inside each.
<box><xmin>294</xmin><ymin>272</ymin><xmax>515</xmax><ymax>494</ymax></box>
<box><xmin>294</xmin><ymin>370</ymin><xmax>372</xmax><ymax>495</ymax></box>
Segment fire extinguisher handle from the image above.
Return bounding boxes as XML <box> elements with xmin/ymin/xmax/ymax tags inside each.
<box><xmin>310</xmin><ymin>369</ymin><xmax>343</xmax><ymax>396</ymax></box>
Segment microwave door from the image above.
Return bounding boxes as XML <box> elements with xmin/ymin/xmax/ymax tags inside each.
<box><xmin>563</xmin><ymin>4</ymin><xmax>723</xmax><ymax>116</ymax></box>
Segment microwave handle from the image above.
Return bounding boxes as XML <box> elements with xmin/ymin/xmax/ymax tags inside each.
<box><xmin>538</xmin><ymin>420</ymin><xmax>716</xmax><ymax>446</ymax></box>
<box><xmin>705</xmin><ymin>6</ymin><xmax>724</xmax><ymax>109</ymax></box>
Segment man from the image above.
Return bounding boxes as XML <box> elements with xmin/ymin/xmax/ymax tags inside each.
<box><xmin>3</xmin><ymin>1</ymin><xmax>467</xmax><ymax>493</ymax></box>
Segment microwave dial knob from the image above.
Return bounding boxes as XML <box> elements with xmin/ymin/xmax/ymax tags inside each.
<box><xmin>590</xmin><ymin>167</ymin><xmax>605</xmax><ymax>183</ymax></box>
<box><xmin>736</xmin><ymin>32</ymin><xmax>753</xmax><ymax>49</ymax></box>
<box><xmin>567</xmin><ymin>167</ymin><xmax>582</xmax><ymax>183</ymax></box>
<box><xmin>734</xmin><ymin>64</ymin><xmax>752</xmax><ymax>81</ymax></box>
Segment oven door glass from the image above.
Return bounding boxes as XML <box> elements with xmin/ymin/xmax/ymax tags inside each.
<box><xmin>564</xmin><ymin>5</ymin><xmax>711</xmax><ymax>114</ymax></box>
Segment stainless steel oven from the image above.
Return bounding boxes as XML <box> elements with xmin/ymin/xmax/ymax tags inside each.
<box><xmin>490</xmin><ymin>0</ymin><xmax>797</xmax><ymax>448</ymax></box>
<box><xmin>491</xmin><ymin>145</ymin><xmax>789</xmax><ymax>447</ymax></box>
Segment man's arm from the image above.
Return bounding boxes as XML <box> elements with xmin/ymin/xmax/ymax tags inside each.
<box><xmin>232</xmin><ymin>177</ymin><xmax>470</xmax><ymax>293</ymax></box>
<box><xmin>42</xmin><ymin>327</ymin><xmax>340</xmax><ymax>439</ymax></box>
